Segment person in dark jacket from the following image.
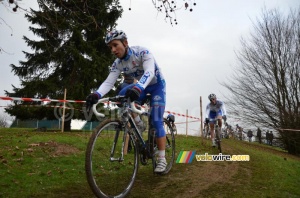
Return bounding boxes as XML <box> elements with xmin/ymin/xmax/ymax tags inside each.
<box><xmin>247</xmin><ymin>129</ymin><xmax>253</xmax><ymax>142</ymax></box>
<box><xmin>257</xmin><ymin>127</ymin><xmax>262</xmax><ymax>144</ymax></box>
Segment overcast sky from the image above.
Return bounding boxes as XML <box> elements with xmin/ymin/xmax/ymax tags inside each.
<box><xmin>0</xmin><ymin>0</ymin><xmax>298</xmax><ymax>133</ymax></box>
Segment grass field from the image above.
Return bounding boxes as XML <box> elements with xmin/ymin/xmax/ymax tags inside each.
<box><xmin>0</xmin><ymin>128</ymin><xmax>299</xmax><ymax>198</ymax></box>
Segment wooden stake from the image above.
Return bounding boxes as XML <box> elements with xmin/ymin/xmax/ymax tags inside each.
<box><xmin>186</xmin><ymin>109</ymin><xmax>188</xmax><ymax>137</ymax></box>
<box><xmin>200</xmin><ymin>96</ymin><xmax>203</xmax><ymax>137</ymax></box>
<box><xmin>61</xmin><ymin>88</ymin><xmax>67</xmax><ymax>132</ymax></box>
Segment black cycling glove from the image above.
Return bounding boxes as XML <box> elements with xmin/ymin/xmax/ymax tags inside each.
<box><xmin>125</xmin><ymin>86</ymin><xmax>141</xmax><ymax>101</ymax></box>
<box><xmin>86</xmin><ymin>93</ymin><xmax>100</xmax><ymax>110</ymax></box>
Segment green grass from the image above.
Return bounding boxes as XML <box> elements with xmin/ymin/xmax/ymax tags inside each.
<box><xmin>0</xmin><ymin>128</ymin><xmax>299</xmax><ymax>198</ymax></box>
<box><xmin>0</xmin><ymin>128</ymin><xmax>93</xmax><ymax>198</ymax></box>
<box><xmin>221</xmin><ymin>140</ymin><xmax>300</xmax><ymax>197</ymax></box>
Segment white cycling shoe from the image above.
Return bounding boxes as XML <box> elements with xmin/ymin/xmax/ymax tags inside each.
<box><xmin>154</xmin><ymin>159</ymin><xmax>167</xmax><ymax>173</ymax></box>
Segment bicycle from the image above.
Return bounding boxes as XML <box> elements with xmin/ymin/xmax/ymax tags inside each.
<box><xmin>164</xmin><ymin>119</ymin><xmax>177</xmax><ymax>136</ymax></box>
<box><xmin>85</xmin><ymin>95</ymin><xmax>175</xmax><ymax>198</ymax></box>
<box><xmin>213</xmin><ymin>119</ymin><xmax>222</xmax><ymax>153</ymax></box>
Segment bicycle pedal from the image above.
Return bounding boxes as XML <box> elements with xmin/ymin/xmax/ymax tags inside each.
<box><xmin>140</xmin><ymin>154</ymin><xmax>148</xmax><ymax>165</ymax></box>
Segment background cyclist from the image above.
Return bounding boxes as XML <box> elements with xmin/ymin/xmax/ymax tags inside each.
<box><xmin>205</xmin><ymin>93</ymin><xmax>227</xmax><ymax>147</ymax></box>
<box><xmin>86</xmin><ymin>30</ymin><xmax>168</xmax><ymax>173</ymax></box>
<box><xmin>167</xmin><ymin>113</ymin><xmax>175</xmax><ymax>126</ymax></box>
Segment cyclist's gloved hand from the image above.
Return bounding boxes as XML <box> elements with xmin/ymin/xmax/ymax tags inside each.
<box><xmin>222</xmin><ymin>115</ymin><xmax>227</xmax><ymax>121</ymax></box>
<box><xmin>205</xmin><ymin>118</ymin><xmax>209</xmax><ymax>124</ymax></box>
<box><xmin>125</xmin><ymin>86</ymin><xmax>141</xmax><ymax>101</ymax></box>
<box><xmin>86</xmin><ymin>92</ymin><xmax>100</xmax><ymax>111</ymax></box>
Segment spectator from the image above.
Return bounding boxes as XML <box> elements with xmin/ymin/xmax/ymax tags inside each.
<box><xmin>257</xmin><ymin>127</ymin><xmax>262</xmax><ymax>144</ymax></box>
<box><xmin>247</xmin><ymin>129</ymin><xmax>253</xmax><ymax>142</ymax></box>
<box><xmin>236</xmin><ymin>124</ymin><xmax>243</xmax><ymax>140</ymax></box>
<box><xmin>266</xmin><ymin>131</ymin><xmax>270</xmax><ymax>145</ymax></box>
<box><xmin>269</xmin><ymin>131</ymin><xmax>274</xmax><ymax>146</ymax></box>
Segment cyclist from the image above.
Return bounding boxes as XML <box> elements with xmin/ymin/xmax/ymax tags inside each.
<box><xmin>167</xmin><ymin>113</ymin><xmax>175</xmax><ymax>126</ymax></box>
<box><xmin>166</xmin><ymin>113</ymin><xmax>176</xmax><ymax>134</ymax></box>
<box><xmin>205</xmin><ymin>93</ymin><xmax>227</xmax><ymax>147</ymax></box>
<box><xmin>86</xmin><ymin>30</ymin><xmax>167</xmax><ymax>173</ymax></box>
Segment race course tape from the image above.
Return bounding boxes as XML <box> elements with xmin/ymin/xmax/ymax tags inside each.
<box><xmin>0</xmin><ymin>96</ymin><xmax>84</xmax><ymax>103</ymax></box>
<box><xmin>165</xmin><ymin>111</ymin><xmax>200</xmax><ymax>120</ymax></box>
<box><xmin>0</xmin><ymin>96</ymin><xmax>201</xmax><ymax>120</ymax></box>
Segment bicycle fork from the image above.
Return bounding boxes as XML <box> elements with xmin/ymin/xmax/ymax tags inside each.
<box><xmin>109</xmin><ymin>127</ymin><xmax>129</xmax><ymax>162</ymax></box>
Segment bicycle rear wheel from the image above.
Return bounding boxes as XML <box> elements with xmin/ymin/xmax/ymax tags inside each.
<box><xmin>85</xmin><ymin>119</ymin><xmax>139</xmax><ymax>198</ymax></box>
<box><xmin>162</xmin><ymin>118</ymin><xmax>176</xmax><ymax>174</ymax></box>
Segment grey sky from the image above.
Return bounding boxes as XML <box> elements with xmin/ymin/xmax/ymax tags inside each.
<box><xmin>0</xmin><ymin>0</ymin><xmax>298</xmax><ymax>133</ymax></box>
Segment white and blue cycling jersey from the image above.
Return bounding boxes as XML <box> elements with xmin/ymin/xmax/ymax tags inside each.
<box><xmin>205</xmin><ymin>100</ymin><xmax>227</xmax><ymax>121</ymax></box>
<box><xmin>96</xmin><ymin>46</ymin><xmax>166</xmax><ymax>138</ymax></box>
<box><xmin>96</xmin><ymin>46</ymin><xmax>165</xmax><ymax>97</ymax></box>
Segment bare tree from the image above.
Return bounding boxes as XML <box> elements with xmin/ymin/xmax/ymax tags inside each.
<box><xmin>1</xmin><ymin>0</ymin><xmax>28</xmax><ymax>54</ymax></box>
<box><xmin>149</xmin><ymin>0</ymin><xmax>197</xmax><ymax>25</ymax></box>
<box><xmin>0</xmin><ymin>0</ymin><xmax>21</xmax><ymax>12</ymax></box>
<box><xmin>223</xmin><ymin>7</ymin><xmax>300</xmax><ymax>155</ymax></box>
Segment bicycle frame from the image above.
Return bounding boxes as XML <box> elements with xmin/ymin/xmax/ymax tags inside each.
<box><xmin>93</xmin><ymin>96</ymin><xmax>152</xmax><ymax>162</ymax></box>
<box><xmin>213</xmin><ymin>119</ymin><xmax>222</xmax><ymax>153</ymax></box>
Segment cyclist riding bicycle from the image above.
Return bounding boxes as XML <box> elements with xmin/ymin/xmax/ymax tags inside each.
<box><xmin>86</xmin><ymin>30</ymin><xmax>168</xmax><ymax>173</ymax></box>
<box><xmin>205</xmin><ymin>93</ymin><xmax>227</xmax><ymax>147</ymax></box>
<box><xmin>167</xmin><ymin>114</ymin><xmax>175</xmax><ymax>125</ymax></box>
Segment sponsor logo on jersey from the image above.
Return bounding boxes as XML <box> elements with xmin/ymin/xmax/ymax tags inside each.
<box><xmin>144</xmin><ymin>71</ymin><xmax>150</xmax><ymax>77</ymax></box>
<box><xmin>140</xmin><ymin>50</ymin><xmax>149</xmax><ymax>56</ymax></box>
<box><xmin>153</xmin><ymin>95</ymin><xmax>162</xmax><ymax>101</ymax></box>
<box><xmin>139</xmin><ymin>72</ymin><xmax>150</xmax><ymax>84</ymax></box>
<box><xmin>123</xmin><ymin>67</ymin><xmax>129</xmax><ymax>72</ymax></box>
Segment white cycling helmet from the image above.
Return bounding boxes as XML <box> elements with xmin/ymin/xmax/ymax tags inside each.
<box><xmin>105</xmin><ymin>30</ymin><xmax>127</xmax><ymax>44</ymax></box>
<box><xmin>208</xmin><ymin>93</ymin><xmax>216</xmax><ymax>100</ymax></box>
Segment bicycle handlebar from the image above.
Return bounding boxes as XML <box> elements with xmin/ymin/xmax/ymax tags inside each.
<box><xmin>130</xmin><ymin>102</ymin><xmax>144</xmax><ymax>115</ymax></box>
<box><xmin>92</xmin><ymin>98</ymin><xmax>109</xmax><ymax>117</ymax></box>
<box><xmin>92</xmin><ymin>97</ymin><xmax>145</xmax><ymax>118</ymax></box>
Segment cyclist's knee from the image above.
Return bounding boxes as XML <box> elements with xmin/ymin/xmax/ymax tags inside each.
<box><xmin>152</xmin><ymin>120</ymin><xmax>165</xmax><ymax>138</ymax></box>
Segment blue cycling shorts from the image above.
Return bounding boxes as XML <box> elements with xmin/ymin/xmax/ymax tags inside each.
<box><xmin>208</xmin><ymin>110</ymin><xmax>222</xmax><ymax>123</ymax></box>
<box><xmin>119</xmin><ymin>80</ymin><xmax>166</xmax><ymax>138</ymax></box>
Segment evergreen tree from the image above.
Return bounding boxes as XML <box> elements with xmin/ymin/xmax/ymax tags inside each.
<box><xmin>5</xmin><ymin>0</ymin><xmax>122</xmax><ymax>131</ymax></box>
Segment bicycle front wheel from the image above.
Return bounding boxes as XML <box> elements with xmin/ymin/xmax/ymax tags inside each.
<box><xmin>85</xmin><ymin>119</ymin><xmax>139</xmax><ymax>198</ymax></box>
<box><xmin>163</xmin><ymin>118</ymin><xmax>176</xmax><ymax>174</ymax></box>
<box><xmin>173</xmin><ymin>124</ymin><xmax>177</xmax><ymax>136</ymax></box>
<box><xmin>215</xmin><ymin>127</ymin><xmax>222</xmax><ymax>153</ymax></box>
<box><xmin>203</xmin><ymin>125</ymin><xmax>209</xmax><ymax>139</ymax></box>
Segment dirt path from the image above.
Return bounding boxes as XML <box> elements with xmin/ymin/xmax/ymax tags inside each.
<box><xmin>130</xmin><ymin>139</ymin><xmax>255</xmax><ymax>198</ymax></box>
<box><xmin>130</xmin><ymin>139</ymin><xmax>300</xmax><ymax>198</ymax></box>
